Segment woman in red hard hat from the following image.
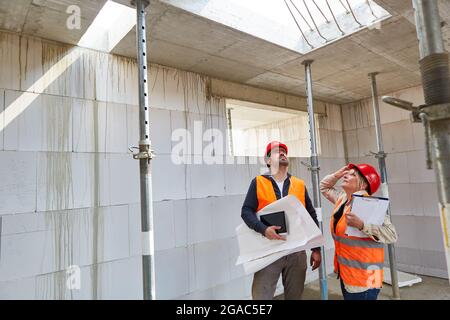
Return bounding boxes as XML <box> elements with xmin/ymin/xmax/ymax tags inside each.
<box><xmin>320</xmin><ymin>164</ymin><xmax>398</xmax><ymax>300</ymax></box>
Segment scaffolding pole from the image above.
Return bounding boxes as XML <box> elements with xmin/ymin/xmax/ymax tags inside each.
<box><xmin>368</xmin><ymin>72</ymin><xmax>401</xmax><ymax>300</ymax></box>
<box><xmin>412</xmin><ymin>0</ymin><xmax>450</xmax><ymax>282</ymax></box>
<box><xmin>131</xmin><ymin>0</ymin><xmax>155</xmax><ymax>300</ymax></box>
<box><xmin>302</xmin><ymin>60</ymin><xmax>328</xmax><ymax>300</ymax></box>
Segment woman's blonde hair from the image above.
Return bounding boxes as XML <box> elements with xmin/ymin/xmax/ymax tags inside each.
<box><xmin>350</xmin><ymin>168</ymin><xmax>369</xmax><ymax>193</ymax></box>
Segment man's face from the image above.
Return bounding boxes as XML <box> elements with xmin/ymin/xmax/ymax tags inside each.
<box><xmin>267</xmin><ymin>146</ymin><xmax>289</xmax><ymax>170</ymax></box>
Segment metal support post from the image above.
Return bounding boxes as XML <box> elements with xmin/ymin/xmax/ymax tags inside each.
<box><xmin>130</xmin><ymin>0</ymin><xmax>155</xmax><ymax>300</ymax></box>
<box><xmin>368</xmin><ymin>72</ymin><xmax>400</xmax><ymax>299</ymax></box>
<box><xmin>412</xmin><ymin>0</ymin><xmax>450</xmax><ymax>283</ymax></box>
<box><xmin>302</xmin><ymin>60</ymin><xmax>328</xmax><ymax>300</ymax></box>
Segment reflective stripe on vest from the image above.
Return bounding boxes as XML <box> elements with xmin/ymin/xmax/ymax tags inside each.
<box><xmin>330</xmin><ymin>194</ymin><xmax>384</xmax><ymax>288</ymax></box>
<box><xmin>255</xmin><ymin>175</ymin><xmax>305</xmax><ymax>212</ymax></box>
<box><xmin>332</xmin><ymin>234</ymin><xmax>384</xmax><ymax>249</ymax></box>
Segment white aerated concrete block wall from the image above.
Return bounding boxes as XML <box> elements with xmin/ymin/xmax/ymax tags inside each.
<box><xmin>341</xmin><ymin>86</ymin><xmax>448</xmax><ymax>279</ymax></box>
<box><xmin>0</xmin><ymin>30</ymin><xmax>349</xmax><ymax>300</ymax></box>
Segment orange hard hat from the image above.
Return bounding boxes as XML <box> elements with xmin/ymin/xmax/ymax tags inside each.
<box><xmin>265</xmin><ymin>141</ymin><xmax>288</xmax><ymax>157</ymax></box>
<box><xmin>348</xmin><ymin>163</ymin><xmax>381</xmax><ymax>195</ymax></box>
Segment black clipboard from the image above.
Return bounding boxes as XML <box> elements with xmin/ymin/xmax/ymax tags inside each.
<box><xmin>260</xmin><ymin>211</ymin><xmax>288</xmax><ymax>235</ymax></box>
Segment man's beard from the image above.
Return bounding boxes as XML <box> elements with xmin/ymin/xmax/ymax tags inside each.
<box><xmin>279</xmin><ymin>158</ymin><xmax>289</xmax><ymax>167</ymax></box>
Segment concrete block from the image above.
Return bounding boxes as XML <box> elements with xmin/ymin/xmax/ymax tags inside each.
<box><xmin>224</xmin><ymin>237</ymin><xmax>245</xmax><ymax>280</ymax></box>
<box><xmin>96</xmin><ymin>54</ymin><xmax>138</xmax><ymax>106</ymax></box>
<box><xmin>103</xmin><ymin>102</ymin><xmax>128</xmax><ymax>153</ymax></box>
<box><xmin>126</xmin><ymin>104</ymin><xmax>139</xmax><ymax>151</ymax></box>
<box><xmin>341</xmin><ymin>104</ymin><xmax>357</xmax><ymax>131</ymax></box>
<box><xmin>4</xmin><ymin>91</ymin><xmax>41</xmax><ymax>151</ymax></box>
<box><xmin>356</xmin><ymin>126</ymin><xmax>377</xmax><ymax>157</ymax></box>
<box><xmin>1</xmin><ymin>212</ymin><xmax>44</xmax><ymax>235</ymax></box>
<box><xmin>72</xmin><ymin>99</ymin><xmax>99</xmax><ymax>153</ymax></box>
<box><xmin>419</xmin><ymin>248</ymin><xmax>447</xmax><ymax>271</ymax></box>
<box><xmin>97</xmin><ymin>256</ymin><xmax>142</xmax><ymax>299</ymax></box>
<box><xmin>0</xmin><ymin>151</ymin><xmax>37</xmax><ymax>215</ymax></box>
<box><xmin>385</xmin><ymin>152</ymin><xmax>409</xmax><ymax>184</ymax></box>
<box><xmin>213</xmin><ymin>277</ymin><xmax>246</xmax><ymax>300</ymax></box>
<box><xmin>108</xmin><ymin>154</ymin><xmax>140</xmax><ymax>206</ymax></box>
<box><xmin>388</xmin><ymin>183</ymin><xmax>413</xmax><ymax>216</ymax></box>
<box><xmin>97</xmin><ymin>205</ymin><xmax>130</xmax><ymax>263</ymax></box>
<box><xmin>187</xmin><ymin>245</ymin><xmax>196</xmax><ymax>293</ymax></box>
<box><xmin>34</xmin><ymin>264</ymin><xmax>95</xmax><ymax>300</ymax></box>
<box><xmin>173</xmin><ymin>199</ymin><xmax>188</xmax><ymax>248</ymax></box>
<box><xmin>407</xmin><ymin>150</ymin><xmax>436</xmax><ymax>183</ymax></box>
<box><xmin>224</xmin><ymin>162</ymin><xmax>253</xmax><ymax>196</ymax></box>
<box><xmin>41</xmin><ymin>44</ymin><xmax>86</xmax><ymax>100</ymax></box>
<box><xmin>153</xmin><ymin>200</ymin><xmax>176</xmax><ymax>251</ymax></box>
<box><xmin>0</xmin><ymin>230</ymin><xmax>53</xmax><ymax>281</ymax></box>
<box><xmin>154</xmin><ymin>247</ymin><xmax>190</xmax><ymax>299</ymax></box>
<box><xmin>128</xmin><ymin>203</ymin><xmax>141</xmax><ymax>257</ymax></box>
<box><xmin>71</xmin><ymin>152</ymin><xmax>96</xmax><ymax>209</ymax></box>
<box><xmin>0</xmin><ymin>32</ymin><xmax>20</xmax><ymax>90</ymax></box>
<box><xmin>19</xmin><ymin>36</ymin><xmax>43</xmax><ymax>93</ymax></box>
<box><xmin>4</xmin><ymin>91</ymin><xmax>73</xmax><ymax>152</ymax></box>
<box><xmin>152</xmin><ymin>154</ymin><xmax>187</xmax><ymax>201</ymax></box>
<box><xmin>187</xmin><ymin>163</ymin><xmax>225</xmax><ymax>198</ymax></box>
<box><xmin>390</xmin><ymin>215</ymin><xmax>419</xmax><ymax>249</ymax></box>
<box><xmin>410</xmin><ymin>183</ymin><xmax>440</xmax><ymax>217</ymax></box>
<box><xmin>91</xmin><ymin>102</ymin><xmax>128</xmax><ymax>153</ymax></box>
<box><xmin>187</xmin><ymin>197</ymin><xmax>214</xmax><ymax>245</ymax></box>
<box><xmin>148</xmin><ymin>66</ymin><xmax>188</xmax><ymax>112</ymax></box>
<box><xmin>343</xmin><ymin>130</ymin><xmax>359</xmax><ymax>158</ymax></box>
<box><xmin>149</xmin><ymin>108</ymin><xmax>173</xmax><ymax>155</ymax></box>
<box><xmin>318</xmin><ymin>105</ymin><xmax>343</xmax><ymax>132</ymax></box>
<box><xmin>37</xmin><ymin>152</ymin><xmax>74</xmax><ymax>211</ymax></box>
<box><xmin>211</xmin><ymin>196</ymin><xmax>240</xmax><ymax>240</ymax></box>
<box><xmin>381</xmin><ymin>120</ymin><xmax>414</xmax><ymax>154</ymax></box>
<box><xmin>0</xmin><ymin>276</ymin><xmax>36</xmax><ymax>299</ymax></box>
<box><xmin>416</xmin><ymin>216</ymin><xmax>445</xmax><ymax>252</ymax></box>
<box><xmin>193</xmin><ymin>240</ymin><xmax>231</xmax><ymax>291</ymax></box>
<box><xmin>394</xmin><ymin>246</ymin><xmax>423</xmax><ymax>270</ymax></box>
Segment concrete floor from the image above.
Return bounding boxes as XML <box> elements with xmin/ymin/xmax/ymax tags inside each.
<box><xmin>276</xmin><ymin>275</ymin><xmax>450</xmax><ymax>300</ymax></box>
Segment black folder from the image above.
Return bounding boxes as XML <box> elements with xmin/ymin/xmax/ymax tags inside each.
<box><xmin>260</xmin><ymin>211</ymin><xmax>287</xmax><ymax>234</ymax></box>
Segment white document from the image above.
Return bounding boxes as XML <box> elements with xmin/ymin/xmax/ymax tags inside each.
<box><xmin>235</xmin><ymin>195</ymin><xmax>324</xmax><ymax>275</ymax></box>
<box><xmin>346</xmin><ymin>194</ymin><xmax>389</xmax><ymax>238</ymax></box>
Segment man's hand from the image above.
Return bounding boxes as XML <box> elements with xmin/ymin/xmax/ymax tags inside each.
<box><xmin>310</xmin><ymin>250</ymin><xmax>321</xmax><ymax>271</ymax></box>
<box><xmin>346</xmin><ymin>212</ymin><xmax>364</xmax><ymax>230</ymax></box>
<box><xmin>264</xmin><ymin>226</ymin><xmax>286</xmax><ymax>241</ymax></box>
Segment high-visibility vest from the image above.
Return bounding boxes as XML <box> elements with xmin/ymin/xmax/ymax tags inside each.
<box><xmin>255</xmin><ymin>175</ymin><xmax>306</xmax><ymax>212</ymax></box>
<box><xmin>330</xmin><ymin>195</ymin><xmax>385</xmax><ymax>288</ymax></box>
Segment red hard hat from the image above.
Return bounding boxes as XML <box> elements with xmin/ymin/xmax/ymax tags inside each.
<box><xmin>265</xmin><ymin>141</ymin><xmax>288</xmax><ymax>157</ymax></box>
<box><xmin>348</xmin><ymin>163</ymin><xmax>381</xmax><ymax>195</ymax></box>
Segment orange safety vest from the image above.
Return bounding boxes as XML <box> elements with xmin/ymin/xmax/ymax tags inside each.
<box><xmin>330</xmin><ymin>195</ymin><xmax>385</xmax><ymax>288</ymax></box>
<box><xmin>256</xmin><ymin>175</ymin><xmax>306</xmax><ymax>212</ymax></box>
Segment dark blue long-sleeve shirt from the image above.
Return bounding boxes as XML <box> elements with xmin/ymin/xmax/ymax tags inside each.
<box><xmin>241</xmin><ymin>173</ymin><xmax>321</xmax><ymax>252</ymax></box>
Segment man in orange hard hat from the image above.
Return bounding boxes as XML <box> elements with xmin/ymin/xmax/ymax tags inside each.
<box><xmin>241</xmin><ymin>141</ymin><xmax>322</xmax><ymax>300</ymax></box>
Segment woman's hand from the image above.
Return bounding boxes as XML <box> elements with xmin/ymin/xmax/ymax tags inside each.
<box><xmin>346</xmin><ymin>212</ymin><xmax>364</xmax><ymax>230</ymax></box>
<box><xmin>334</xmin><ymin>165</ymin><xmax>349</xmax><ymax>179</ymax></box>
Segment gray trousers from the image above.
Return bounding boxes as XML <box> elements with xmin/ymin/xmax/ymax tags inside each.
<box><xmin>252</xmin><ymin>250</ymin><xmax>307</xmax><ymax>300</ymax></box>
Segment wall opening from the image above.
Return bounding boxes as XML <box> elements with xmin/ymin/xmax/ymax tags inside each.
<box><xmin>226</xmin><ymin>99</ymin><xmax>316</xmax><ymax>158</ymax></box>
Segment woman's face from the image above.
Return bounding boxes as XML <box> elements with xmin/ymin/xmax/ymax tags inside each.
<box><xmin>341</xmin><ymin>169</ymin><xmax>364</xmax><ymax>193</ymax></box>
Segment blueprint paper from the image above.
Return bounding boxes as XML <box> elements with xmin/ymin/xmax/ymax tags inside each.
<box><xmin>235</xmin><ymin>195</ymin><xmax>324</xmax><ymax>274</ymax></box>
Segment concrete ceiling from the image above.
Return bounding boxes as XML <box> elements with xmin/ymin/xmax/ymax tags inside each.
<box><xmin>1</xmin><ymin>0</ymin><xmax>449</xmax><ymax>104</ymax></box>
